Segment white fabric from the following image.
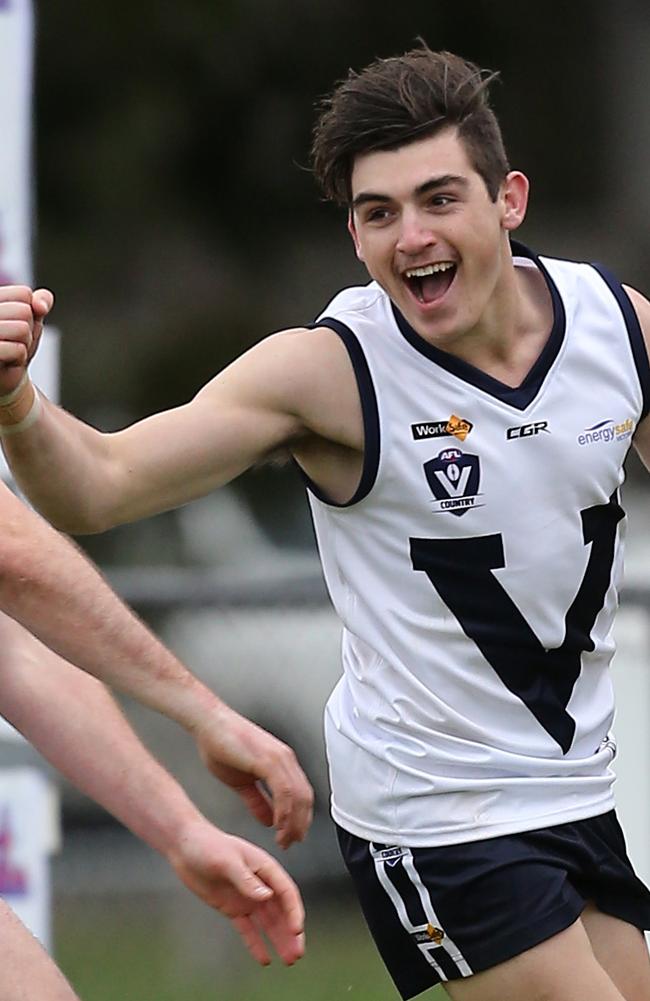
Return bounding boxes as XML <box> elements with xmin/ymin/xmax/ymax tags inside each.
<box><xmin>308</xmin><ymin>252</ymin><xmax>643</xmax><ymax>846</ymax></box>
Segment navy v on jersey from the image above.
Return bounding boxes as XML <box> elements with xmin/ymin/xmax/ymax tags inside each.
<box><xmin>305</xmin><ymin>242</ymin><xmax>650</xmax><ymax>847</ymax></box>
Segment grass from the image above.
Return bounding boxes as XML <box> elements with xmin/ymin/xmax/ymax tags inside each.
<box><xmin>54</xmin><ymin>885</ymin><xmax>445</xmax><ymax>1001</ymax></box>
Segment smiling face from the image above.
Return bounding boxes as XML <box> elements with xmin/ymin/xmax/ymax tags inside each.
<box><xmin>348</xmin><ymin>128</ymin><xmax>529</xmax><ymax>349</ymax></box>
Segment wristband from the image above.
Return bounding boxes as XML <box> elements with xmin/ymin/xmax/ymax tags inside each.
<box><xmin>0</xmin><ymin>374</ymin><xmax>41</xmax><ymax>435</ymax></box>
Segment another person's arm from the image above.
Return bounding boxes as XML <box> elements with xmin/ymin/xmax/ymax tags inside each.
<box><xmin>0</xmin><ymin>613</ymin><xmax>304</xmax><ymax>966</ymax></box>
<box><xmin>0</xmin><ymin>479</ymin><xmax>313</xmax><ymax>848</ymax></box>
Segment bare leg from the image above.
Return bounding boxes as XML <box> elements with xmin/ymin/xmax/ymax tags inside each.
<box><xmin>582</xmin><ymin>903</ymin><xmax>650</xmax><ymax>1001</ymax></box>
<box><xmin>0</xmin><ymin>897</ymin><xmax>80</xmax><ymax>1000</ymax></box>
<box><xmin>442</xmin><ymin>917</ymin><xmax>625</xmax><ymax>1001</ymax></box>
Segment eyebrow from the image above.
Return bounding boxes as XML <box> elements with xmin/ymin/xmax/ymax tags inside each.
<box><xmin>351</xmin><ymin>174</ymin><xmax>469</xmax><ymax>211</ymax></box>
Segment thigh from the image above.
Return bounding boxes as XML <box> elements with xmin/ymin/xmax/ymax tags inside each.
<box><xmin>0</xmin><ymin>898</ymin><xmax>80</xmax><ymax>1000</ymax></box>
<box><xmin>443</xmin><ymin>916</ymin><xmax>625</xmax><ymax>1001</ymax></box>
<box><xmin>582</xmin><ymin>903</ymin><xmax>650</xmax><ymax>1001</ymax></box>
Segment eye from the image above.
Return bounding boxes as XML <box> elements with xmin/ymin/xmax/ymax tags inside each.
<box><xmin>428</xmin><ymin>194</ymin><xmax>454</xmax><ymax>209</ymax></box>
<box><xmin>365</xmin><ymin>206</ymin><xmax>392</xmax><ymax>224</ymax></box>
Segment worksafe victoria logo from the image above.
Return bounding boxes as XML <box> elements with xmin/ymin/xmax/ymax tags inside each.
<box><xmin>412</xmin><ymin>924</ymin><xmax>445</xmax><ymax>945</ymax></box>
<box><xmin>424</xmin><ymin>448</ymin><xmax>483</xmax><ymax>516</ymax></box>
<box><xmin>411</xmin><ymin>414</ymin><xmax>473</xmax><ymax>442</ymax></box>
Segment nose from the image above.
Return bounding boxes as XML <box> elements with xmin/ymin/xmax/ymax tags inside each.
<box><xmin>396</xmin><ymin>208</ymin><xmax>436</xmax><ymax>256</ymax></box>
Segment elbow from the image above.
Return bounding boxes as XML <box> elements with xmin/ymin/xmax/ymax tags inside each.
<box><xmin>38</xmin><ymin>499</ymin><xmax>118</xmax><ymax>536</ymax></box>
<box><xmin>50</xmin><ymin>511</ymin><xmax>116</xmax><ymax>536</ymax></box>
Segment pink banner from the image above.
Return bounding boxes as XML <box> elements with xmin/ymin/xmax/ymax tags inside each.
<box><xmin>0</xmin><ymin>0</ymin><xmax>33</xmax><ymax>284</ymax></box>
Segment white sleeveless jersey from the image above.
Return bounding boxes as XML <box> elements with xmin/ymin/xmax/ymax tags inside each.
<box><xmin>306</xmin><ymin>242</ymin><xmax>650</xmax><ymax>847</ymax></box>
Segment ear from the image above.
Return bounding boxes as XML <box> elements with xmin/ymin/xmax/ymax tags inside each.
<box><xmin>500</xmin><ymin>171</ymin><xmax>529</xmax><ymax>233</ymax></box>
<box><xmin>347</xmin><ymin>210</ymin><xmax>365</xmax><ymax>262</ymax></box>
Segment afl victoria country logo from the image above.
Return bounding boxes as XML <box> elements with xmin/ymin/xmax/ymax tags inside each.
<box><xmin>424</xmin><ymin>448</ymin><xmax>483</xmax><ymax>517</ymax></box>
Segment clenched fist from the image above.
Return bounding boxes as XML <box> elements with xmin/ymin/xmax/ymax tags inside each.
<box><xmin>0</xmin><ymin>286</ymin><xmax>54</xmax><ymax>394</ymax></box>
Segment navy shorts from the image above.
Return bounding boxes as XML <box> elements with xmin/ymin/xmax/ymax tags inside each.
<box><xmin>337</xmin><ymin>811</ymin><xmax>650</xmax><ymax>999</ymax></box>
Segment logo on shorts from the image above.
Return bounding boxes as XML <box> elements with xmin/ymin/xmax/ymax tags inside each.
<box><xmin>577</xmin><ymin>418</ymin><xmax>634</xmax><ymax>445</ymax></box>
<box><xmin>411</xmin><ymin>414</ymin><xmax>473</xmax><ymax>442</ymax></box>
<box><xmin>413</xmin><ymin>924</ymin><xmax>445</xmax><ymax>945</ymax></box>
<box><xmin>371</xmin><ymin>845</ymin><xmax>408</xmax><ymax>866</ymax></box>
<box><xmin>424</xmin><ymin>448</ymin><xmax>483</xmax><ymax>516</ymax></box>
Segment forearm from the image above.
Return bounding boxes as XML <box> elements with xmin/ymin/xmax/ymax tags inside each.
<box><xmin>0</xmin><ymin>619</ymin><xmax>204</xmax><ymax>858</ymax></box>
<box><xmin>0</xmin><ymin>484</ymin><xmax>223</xmax><ymax>738</ymax></box>
<box><xmin>1</xmin><ymin>393</ymin><xmax>116</xmax><ymax>533</ymax></box>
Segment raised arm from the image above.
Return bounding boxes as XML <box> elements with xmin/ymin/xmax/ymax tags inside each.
<box><xmin>0</xmin><ymin>286</ymin><xmax>314</xmax><ymax>531</ymax></box>
<box><xmin>0</xmin><ymin>285</ymin><xmax>363</xmax><ymax>531</ymax></box>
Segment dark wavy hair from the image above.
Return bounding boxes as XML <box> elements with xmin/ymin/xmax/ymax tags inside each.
<box><xmin>311</xmin><ymin>43</ymin><xmax>510</xmax><ymax>205</ymax></box>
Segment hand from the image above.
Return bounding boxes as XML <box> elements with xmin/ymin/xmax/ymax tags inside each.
<box><xmin>195</xmin><ymin>706</ymin><xmax>314</xmax><ymax>849</ymax></box>
<box><xmin>0</xmin><ymin>285</ymin><xmax>54</xmax><ymax>394</ymax></box>
<box><xmin>168</xmin><ymin>820</ymin><xmax>305</xmax><ymax>966</ymax></box>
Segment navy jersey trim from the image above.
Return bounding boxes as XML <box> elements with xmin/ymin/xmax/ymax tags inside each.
<box><xmin>589</xmin><ymin>263</ymin><xmax>650</xmax><ymax>421</ymax></box>
<box><xmin>299</xmin><ymin>318</ymin><xmax>380</xmax><ymax>506</ymax></box>
<box><xmin>390</xmin><ymin>240</ymin><xmax>566</xmax><ymax>412</ymax></box>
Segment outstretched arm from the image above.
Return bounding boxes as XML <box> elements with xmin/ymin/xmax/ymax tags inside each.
<box><xmin>0</xmin><ymin>613</ymin><xmax>304</xmax><ymax>965</ymax></box>
<box><xmin>0</xmin><ymin>286</ymin><xmax>358</xmax><ymax>531</ymax></box>
<box><xmin>0</xmin><ymin>285</ymin><xmax>309</xmax><ymax>532</ymax></box>
<box><xmin>0</xmin><ymin>479</ymin><xmax>313</xmax><ymax>847</ymax></box>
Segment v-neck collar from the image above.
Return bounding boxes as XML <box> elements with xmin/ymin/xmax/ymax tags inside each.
<box><xmin>390</xmin><ymin>240</ymin><xmax>566</xmax><ymax>411</ymax></box>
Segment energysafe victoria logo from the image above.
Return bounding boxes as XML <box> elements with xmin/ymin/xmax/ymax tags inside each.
<box><xmin>577</xmin><ymin>418</ymin><xmax>634</xmax><ymax>446</ymax></box>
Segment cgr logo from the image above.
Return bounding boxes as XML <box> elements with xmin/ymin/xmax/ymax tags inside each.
<box><xmin>506</xmin><ymin>421</ymin><xmax>550</xmax><ymax>440</ymax></box>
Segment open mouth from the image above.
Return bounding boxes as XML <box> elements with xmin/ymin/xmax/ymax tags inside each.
<box><xmin>403</xmin><ymin>261</ymin><xmax>457</xmax><ymax>305</ymax></box>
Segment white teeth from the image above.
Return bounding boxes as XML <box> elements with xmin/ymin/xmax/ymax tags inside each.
<box><xmin>405</xmin><ymin>262</ymin><xmax>455</xmax><ymax>278</ymax></box>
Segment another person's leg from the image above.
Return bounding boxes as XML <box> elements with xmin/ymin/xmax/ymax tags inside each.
<box><xmin>582</xmin><ymin>903</ymin><xmax>650</xmax><ymax>1001</ymax></box>
<box><xmin>0</xmin><ymin>897</ymin><xmax>80</xmax><ymax>1000</ymax></box>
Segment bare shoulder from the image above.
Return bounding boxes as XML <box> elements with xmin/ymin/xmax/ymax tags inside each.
<box><xmin>624</xmin><ymin>286</ymin><xmax>650</xmax><ymax>465</ymax></box>
<box><xmin>200</xmin><ymin>324</ymin><xmax>363</xmax><ymax>450</ymax></box>
<box><xmin>268</xmin><ymin>325</ymin><xmax>364</xmax><ymax>449</ymax></box>
<box><xmin>623</xmin><ymin>285</ymin><xmax>650</xmax><ymax>334</ymax></box>
<box><xmin>261</xmin><ymin>323</ymin><xmax>358</xmax><ymax>366</ymax></box>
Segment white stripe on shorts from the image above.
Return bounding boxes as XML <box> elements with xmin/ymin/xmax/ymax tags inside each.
<box><xmin>402</xmin><ymin>849</ymin><xmax>473</xmax><ymax>977</ymax></box>
<box><xmin>370</xmin><ymin>843</ymin><xmax>473</xmax><ymax>981</ymax></box>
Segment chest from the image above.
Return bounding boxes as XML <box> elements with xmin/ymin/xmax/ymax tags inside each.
<box><xmin>371</xmin><ymin>334</ymin><xmax>638</xmax><ymax>544</ymax></box>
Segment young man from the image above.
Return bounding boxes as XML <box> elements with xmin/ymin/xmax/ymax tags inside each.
<box><xmin>0</xmin><ymin>480</ymin><xmax>309</xmax><ymax>999</ymax></box>
<box><xmin>1</xmin><ymin>43</ymin><xmax>650</xmax><ymax>1001</ymax></box>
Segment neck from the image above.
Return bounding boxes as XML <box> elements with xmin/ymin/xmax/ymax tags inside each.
<box><xmin>430</xmin><ymin>246</ymin><xmax>554</xmax><ymax>388</ymax></box>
